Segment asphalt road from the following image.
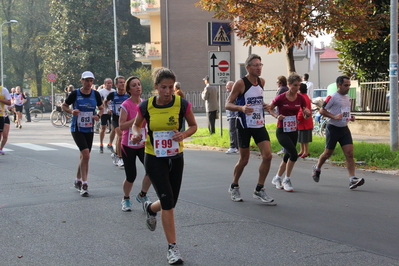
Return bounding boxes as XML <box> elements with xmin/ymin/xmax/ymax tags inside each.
<box><xmin>0</xmin><ymin>115</ymin><xmax>398</xmax><ymax>266</ymax></box>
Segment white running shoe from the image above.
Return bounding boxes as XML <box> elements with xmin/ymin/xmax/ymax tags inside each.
<box><xmin>271</xmin><ymin>175</ymin><xmax>283</xmax><ymax>189</ymax></box>
<box><xmin>282</xmin><ymin>178</ymin><xmax>294</xmax><ymax>192</ymax></box>
<box><xmin>111</xmin><ymin>153</ymin><xmax>118</xmax><ymax>165</ymax></box>
<box><xmin>253</xmin><ymin>188</ymin><xmax>274</xmax><ymax>203</ymax></box>
<box><xmin>226</xmin><ymin>148</ymin><xmax>236</xmax><ymax>154</ymax></box>
<box><xmin>228</xmin><ymin>186</ymin><xmax>243</xmax><ymax>202</ymax></box>
<box><xmin>80</xmin><ymin>183</ymin><xmax>89</xmax><ymax>197</ymax></box>
<box><xmin>117</xmin><ymin>158</ymin><xmax>124</xmax><ymax>167</ymax></box>
<box><xmin>121</xmin><ymin>199</ymin><xmax>132</xmax><ymax>212</ymax></box>
<box><xmin>167</xmin><ymin>243</ymin><xmax>184</xmax><ymax>265</ymax></box>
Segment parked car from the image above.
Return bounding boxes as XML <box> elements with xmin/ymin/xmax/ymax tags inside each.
<box><xmin>312</xmin><ymin>88</ymin><xmax>328</xmax><ymax>101</ymax></box>
<box><xmin>29</xmin><ymin>96</ymin><xmax>52</xmax><ymax>112</ymax></box>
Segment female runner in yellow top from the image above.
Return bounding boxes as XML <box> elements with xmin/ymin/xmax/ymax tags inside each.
<box><xmin>131</xmin><ymin>67</ymin><xmax>197</xmax><ymax>265</ymax></box>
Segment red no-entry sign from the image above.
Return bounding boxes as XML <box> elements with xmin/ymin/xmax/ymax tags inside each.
<box><xmin>218</xmin><ymin>60</ymin><xmax>229</xmax><ymax>72</ymax></box>
<box><xmin>47</xmin><ymin>73</ymin><xmax>57</xmax><ymax>83</ymax></box>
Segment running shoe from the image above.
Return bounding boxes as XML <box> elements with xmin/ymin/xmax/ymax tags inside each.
<box><xmin>136</xmin><ymin>193</ymin><xmax>149</xmax><ymax>212</ymax></box>
<box><xmin>99</xmin><ymin>146</ymin><xmax>104</xmax><ymax>153</ymax></box>
<box><xmin>117</xmin><ymin>158</ymin><xmax>124</xmax><ymax>167</ymax></box>
<box><xmin>228</xmin><ymin>186</ymin><xmax>243</xmax><ymax>202</ymax></box>
<box><xmin>167</xmin><ymin>243</ymin><xmax>184</xmax><ymax>265</ymax></box>
<box><xmin>0</xmin><ymin>150</ymin><xmax>4</xmax><ymax>155</ymax></box>
<box><xmin>18</xmin><ymin>124</ymin><xmax>22</xmax><ymax>129</ymax></box>
<box><xmin>349</xmin><ymin>177</ymin><xmax>365</xmax><ymax>189</ymax></box>
<box><xmin>80</xmin><ymin>183</ymin><xmax>89</xmax><ymax>197</ymax></box>
<box><xmin>144</xmin><ymin>201</ymin><xmax>157</xmax><ymax>231</ymax></box>
<box><xmin>282</xmin><ymin>178</ymin><xmax>294</xmax><ymax>192</ymax></box>
<box><xmin>312</xmin><ymin>165</ymin><xmax>321</xmax><ymax>183</ymax></box>
<box><xmin>121</xmin><ymin>199</ymin><xmax>132</xmax><ymax>212</ymax></box>
<box><xmin>271</xmin><ymin>175</ymin><xmax>283</xmax><ymax>189</ymax></box>
<box><xmin>111</xmin><ymin>153</ymin><xmax>118</xmax><ymax>165</ymax></box>
<box><xmin>226</xmin><ymin>148</ymin><xmax>236</xmax><ymax>154</ymax></box>
<box><xmin>74</xmin><ymin>180</ymin><xmax>82</xmax><ymax>190</ymax></box>
<box><xmin>253</xmin><ymin>188</ymin><xmax>274</xmax><ymax>203</ymax></box>
<box><xmin>107</xmin><ymin>144</ymin><xmax>115</xmax><ymax>153</ymax></box>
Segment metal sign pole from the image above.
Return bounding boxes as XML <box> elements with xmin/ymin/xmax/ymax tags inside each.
<box><xmin>51</xmin><ymin>82</ymin><xmax>54</xmax><ymax>110</ymax></box>
<box><xmin>218</xmin><ymin>45</ymin><xmax>223</xmax><ymax>136</ymax></box>
<box><xmin>389</xmin><ymin>0</ymin><xmax>398</xmax><ymax>150</ymax></box>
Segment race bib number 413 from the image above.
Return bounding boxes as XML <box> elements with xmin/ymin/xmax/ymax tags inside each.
<box><xmin>153</xmin><ymin>131</ymin><xmax>179</xmax><ymax>157</ymax></box>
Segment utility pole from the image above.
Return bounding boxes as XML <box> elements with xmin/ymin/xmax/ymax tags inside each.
<box><xmin>389</xmin><ymin>0</ymin><xmax>398</xmax><ymax>150</ymax></box>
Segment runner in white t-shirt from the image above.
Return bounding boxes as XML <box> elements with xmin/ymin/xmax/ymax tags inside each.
<box><xmin>98</xmin><ymin>78</ymin><xmax>116</xmax><ymax>154</ymax></box>
<box><xmin>312</xmin><ymin>75</ymin><xmax>365</xmax><ymax>190</ymax></box>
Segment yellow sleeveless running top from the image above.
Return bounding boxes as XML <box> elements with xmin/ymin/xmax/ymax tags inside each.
<box><xmin>145</xmin><ymin>95</ymin><xmax>183</xmax><ymax>156</ymax></box>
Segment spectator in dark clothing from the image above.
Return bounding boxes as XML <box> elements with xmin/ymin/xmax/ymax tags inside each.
<box><xmin>24</xmin><ymin>92</ymin><xmax>31</xmax><ymax>122</ymax></box>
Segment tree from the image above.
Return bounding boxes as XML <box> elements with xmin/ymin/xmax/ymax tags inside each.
<box><xmin>132</xmin><ymin>66</ymin><xmax>153</xmax><ymax>94</ymax></box>
<box><xmin>334</xmin><ymin>0</ymin><xmax>391</xmax><ymax>81</ymax></box>
<box><xmin>197</xmin><ymin>0</ymin><xmax>387</xmax><ymax>74</ymax></box>
<box><xmin>41</xmin><ymin>0</ymin><xmax>149</xmax><ymax>91</ymax></box>
<box><xmin>1</xmin><ymin>0</ymin><xmax>53</xmax><ymax>94</ymax></box>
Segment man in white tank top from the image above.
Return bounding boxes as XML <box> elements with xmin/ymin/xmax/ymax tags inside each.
<box><xmin>225</xmin><ymin>54</ymin><xmax>275</xmax><ymax>205</ymax></box>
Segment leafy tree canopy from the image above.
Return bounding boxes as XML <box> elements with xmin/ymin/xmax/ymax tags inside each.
<box><xmin>197</xmin><ymin>0</ymin><xmax>388</xmax><ymax>74</ymax></box>
<box><xmin>334</xmin><ymin>0</ymin><xmax>391</xmax><ymax>81</ymax></box>
<box><xmin>41</xmin><ymin>0</ymin><xmax>149</xmax><ymax>90</ymax></box>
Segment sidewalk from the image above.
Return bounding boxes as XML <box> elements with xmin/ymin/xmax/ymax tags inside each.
<box><xmin>40</xmin><ymin>111</ymin><xmax>391</xmax><ymax>144</ymax></box>
<box><xmin>193</xmin><ymin>112</ymin><xmax>391</xmax><ymax>144</ymax></box>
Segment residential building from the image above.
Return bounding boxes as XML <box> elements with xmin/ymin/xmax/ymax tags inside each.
<box><xmin>131</xmin><ymin>0</ymin><xmax>235</xmax><ymax>94</ymax></box>
<box><xmin>131</xmin><ymin>0</ymin><xmax>341</xmax><ymax>106</ymax></box>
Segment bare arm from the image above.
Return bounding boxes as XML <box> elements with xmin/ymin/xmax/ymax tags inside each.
<box><xmin>225</xmin><ymin>79</ymin><xmax>254</xmax><ymax>115</ymax></box>
<box><xmin>119</xmin><ymin>107</ymin><xmax>133</xmax><ymax>131</ymax></box>
<box><xmin>0</xmin><ymin>98</ymin><xmax>11</xmax><ymax>106</ymax></box>
<box><xmin>62</xmin><ymin>102</ymin><xmax>79</xmax><ymax>116</ymax></box>
<box><xmin>131</xmin><ymin>113</ymin><xmax>145</xmax><ymax>144</ymax></box>
<box><xmin>172</xmin><ymin>109</ymin><xmax>197</xmax><ymax>142</ymax></box>
<box><xmin>319</xmin><ymin>107</ymin><xmax>342</xmax><ymax>120</ymax></box>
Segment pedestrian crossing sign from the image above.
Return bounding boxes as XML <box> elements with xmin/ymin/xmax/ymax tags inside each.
<box><xmin>208</xmin><ymin>22</ymin><xmax>231</xmax><ymax>46</ymax></box>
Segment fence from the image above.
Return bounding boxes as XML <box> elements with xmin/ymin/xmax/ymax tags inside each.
<box><xmin>357</xmin><ymin>81</ymin><xmax>390</xmax><ymax>112</ymax></box>
<box><xmin>143</xmin><ymin>89</ymin><xmax>277</xmax><ymax>113</ymax></box>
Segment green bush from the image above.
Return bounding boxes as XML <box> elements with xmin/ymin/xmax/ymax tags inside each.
<box><xmin>187</xmin><ymin>125</ymin><xmax>399</xmax><ymax>170</ymax></box>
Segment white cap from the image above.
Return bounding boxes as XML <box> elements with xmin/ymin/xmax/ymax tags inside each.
<box><xmin>81</xmin><ymin>71</ymin><xmax>95</xmax><ymax>79</ymax></box>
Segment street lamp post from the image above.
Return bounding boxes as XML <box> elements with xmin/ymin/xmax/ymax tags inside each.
<box><xmin>1</xmin><ymin>20</ymin><xmax>18</xmax><ymax>87</ymax></box>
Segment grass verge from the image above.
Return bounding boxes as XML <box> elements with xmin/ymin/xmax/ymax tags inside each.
<box><xmin>186</xmin><ymin>124</ymin><xmax>399</xmax><ymax>170</ymax></box>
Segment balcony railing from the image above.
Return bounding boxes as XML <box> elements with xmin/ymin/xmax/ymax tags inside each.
<box><xmin>131</xmin><ymin>0</ymin><xmax>160</xmax><ymax>14</ymax></box>
<box><xmin>133</xmin><ymin>42</ymin><xmax>161</xmax><ymax>60</ymax></box>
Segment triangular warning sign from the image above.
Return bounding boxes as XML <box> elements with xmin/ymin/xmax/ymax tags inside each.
<box><xmin>213</xmin><ymin>26</ymin><xmax>230</xmax><ymax>42</ymax></box>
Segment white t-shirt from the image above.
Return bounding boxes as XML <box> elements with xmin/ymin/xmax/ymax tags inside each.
<box><xmin>323</xmin><ymin>92</ymin><xmax>351</xmax><ymax>127</ymax></box>
<box><xmin>99</xmin><ymin>88</ymin><xmax>115</xmax><ymax>113</ymax></box>
<box><xmin>302</xmin><ymin>81</ymin><xmax>314</xmax><ymax>99</ymax></box>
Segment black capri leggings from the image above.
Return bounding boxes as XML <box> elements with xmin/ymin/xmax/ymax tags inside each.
<box><xmin>144</xmin><ymin>154</ymin><xmax>184</xmax><ymax>211</ymax></box>
<box><xmin>121</xmin><ymin>145</ymin><xmax>145</xmax><ymax>183</ymax></box>
<box><xmin>276</xmin><ymin>127</ymin><xmax>298</xmax><ymax>163</ymax></box>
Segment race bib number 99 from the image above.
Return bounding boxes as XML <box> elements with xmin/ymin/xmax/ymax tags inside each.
<box><xmin>153</xmin><ymin>131</ymin><xmax>179</xmax><ymax>157</ymax></box>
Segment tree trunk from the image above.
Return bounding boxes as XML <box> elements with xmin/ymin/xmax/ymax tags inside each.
<box><xmin>33</xmin><ymin>52</ymin><xmax>42</xmax><ymax>96</ymax></box>
<box><xmin>286</xmin><ymin>46</ymin><xmax>296</xmax><ymax>75</ymax></box>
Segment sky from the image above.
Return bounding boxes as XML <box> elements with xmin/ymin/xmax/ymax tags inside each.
<box><xmin>310</xmin><ymin>33</ymin><xmax>334</xmax><ymax>48</ymax></box>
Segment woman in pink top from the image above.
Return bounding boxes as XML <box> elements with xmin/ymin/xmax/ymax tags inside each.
<box><xmin>268</xmin><ymin>73</ymin><xmax>311</xmax><ymax>192</ymax></box>
<box><xmin>119</xmin><ymin>76</ymin><xmax>152</xmax><ymax>212</ymax></box>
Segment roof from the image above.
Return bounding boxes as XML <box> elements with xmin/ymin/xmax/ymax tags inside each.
<box><xmin>320</xmin><ymin>47</ymin><xmax>339</xmax><ymax>59</ymax></box>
